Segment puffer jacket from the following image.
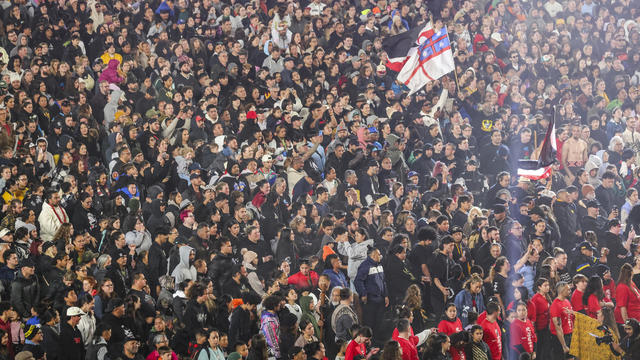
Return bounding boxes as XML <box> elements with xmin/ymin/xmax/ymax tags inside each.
<box><xmin>10</xmin><ymin>272</ymin><xmax>40</xmax><ymax>318</ymax></box>
<box><xmin>354</xmin><ymin>256</ymin><xmax>387</xmax><ymax>301</ymax></box>
<box><xmin>146</xmin><ymin>199</ymin><xmax>171</xmax><ymax>236</ymax></box>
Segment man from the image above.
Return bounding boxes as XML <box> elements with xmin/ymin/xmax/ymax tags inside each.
<box><xmin>561</xmin><ymin>123</ymin><xmax>588</xmax><ymax>183</ymax></box>
<box><xmin>581</xmin><ymin>200</ymin><xmax>609</xmax><ymax>239</ymax></box>
<box><xmin>452</xmin><ymin>195</ymin><xmax>471</xmax><ymax>228</ymax></box>
<box><xmin>22</xmin><ymin>325</ymin><xmax>45</xmax><ymax>359</ymax></box>
<box><xmin>38</xmin><ymin>190</ymin><xmax>68</xmax><ymax>241</ymax></box>
<box><xmin>208</xmin><ymin>239</ymin><xmax>235</xmax><ymax>296</ymax></box>
<box><xmin>260</xmin><ymin>295</ymin><xmax>282</xmax><ymax>359</ymax></box>
<box><xmin>171</xmin><ymin>246</ymin><xmax>196</xmax><ymax>285</ymax></box>
<box><xmin>600</xmin><ymin>219</ymin><xmax>632</xmax><ymax>278</ymax></box>
<box><xmin>570</xmin><ymin>274</ymin><xmax>588</xmax><ymax>313</ymax></box>
<box><xmin>354</xmin><ymin>247</ymin><xmax>388</xmax><ymax>344</ymax></box>
<box><xmin>331</xmin><ymin>287</ymin><xmax>359</xmax><ymax>343</ymax></box>
<box><xmin>229</xmin><ymin>292</ymin><xmax>260</xmax><ymax>346</ymax></box>
<box><xmin>128</xmin><ymin>273</ymin><xmax>154</xmax><ymax>322</ymax></box>
<box><xmin>61</xmin><ymin>307</ymin><xmax>85</xmax><ymax>360</ymax></box>
<box><xmin>595</xmin><ymin>171</ymin><xmax>619</xmax><ymax>216</ymax></box>
<box><xmin>106</xmin><ymin>250</ymin><xmax>131</xmax><ymax>298</ymax></box>
<box><xmin>0</xmin><ymin>250</ymin><xmax>18</xmax><ymax>298</ymax></box>
<box><xmin>322</xmin><ymin>254</ymin><xmax>348</xmax><ymax>290</ymax></box>
<box><xmin>431</xmin><ymin>236</ymin><xmax>455</xmax><ymax>316</ymax></box>
<box><xmin>148</xmin><ymin>230</ymin><xmax>169</xmax><ymax>297</ymax></box>
<box><xmin>554</xmin><ymin>249</ymin><xmax>571</xmax><ymax>284</ymax></box>
<box><xmin>480</xmin><ymin>301</ymin><xmax>503</xmax><ymax>360</ymax></box>
<box><xmin>114</xmin><ymin>335</ymin><xmax>144</xmax><ymax>360</ymax></box>
<box><xmin>10</xmin><ymin>258</ymin><xmax>39</xmax><ymax>319</ymax></box>
<box><xmin>395</xmin><ymin>319</ymin><xmax>419</xmax><ymax>360</ymax></box>
<box><xmin>549</xmin><ymin>282</ymin><xmax>574</xmax><ymax>360</ymax></box>
<box><xmin>554</xmin><ymin>188</ymin><xmax>581</xmax><ymax>250</ymax></box>
<box><xmin>239</xmin><ymin>226</ymin><xmax>274</xmax><ymax>273</ymax></box>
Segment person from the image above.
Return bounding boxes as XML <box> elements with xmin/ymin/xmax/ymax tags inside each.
<box><xmin>437</xmin><ymin>303</ymin><xmax>464</xmax><ymax>360</ymax></box>
<box><xmin>113</xmin><ymin>335</ymin><xmax>144</xmax><ymax>360</ymax></box>
<box><xmin>196</xmin><ymin>329</ymin><xmax>225</xmax><ymax>360</ymax></box>
<box><xmin>260</xmin><ymin>295</ymin><xmax>282</xmax><ymax>360</ymax></box>
<box><xmin>344</xmin><ymin>327</ymin><xmax>379</xmax><ymax>360</ymax></box>
<box><xmin>385</xmin><ymin>244</ymin><xmax>416</xmax><ymax>305</ymax></box>
<box><xmin>380</xmin><ymin>340</ymin><xmax>403</xmax><ymax>360</ymax></box>
<box><xmin>354</xmin><ymin>246</ymin><xmax>388</xmax><ymax>342</ymax></box>
<box><xmin>431</xmin><ymin>236</ymin><xmax>455</xmax><ymax>316</ymax></box>
<box><xmin>549</xmin><ymin>282</ymin><xmax>575</xmax><ymax>360</ymax></box>
<box><xmin>423</xmin><ymin>333</ymin><xmax>452</xmax><ymax>360</ymax></box>
<box><xmin>86</xmin><ymin>323</ymin><xmax>111</xmax><ymax>360</ymax></box>
<box><xmin>394</xmin><ymin>319</ymin><xmax>418</xmax><ymax>360</ymax></box>
<box><xmin>510</xmin><ymin>301</ymin><xmax>537</xmax><ymax>359</ymax></box>
<box><xmin>583</xmin><ymin>275</ymin><xmax>614</xmax><ymax>319</ymax></box>
<box><xmin>614</xmin><ymin>263</ymin><xmax>640</xmax><ymax>326</ymax></box>
<box><xmin>612</xmin><ymin>319</ymin><xmax>640</xmax><ymax>360</ymax></box>
<box><xmin>331</xmin><ymin>287</ymin><xmax>359</xmax><ymax>343</ymax></box>
<box><xmin>529</xmin><ymin>278</ymin><xmax>551</xmax><ymax>359</ymax></box>
<box><xmin>465</xmin><ymin>325</ymin><xmax>492</xmax><ymax>360</ymax></box>
<box><xmin>454</xmin><ymin>274</ymin><xmax>485</xmax><ymax>327</ymax></box>
<box><xmin>479</xmin><ymin>302</ymin><xmax>502</xmax><ymax>360</ymax></box>
<box><xmin>38</xmin><ymin>191</ymin><xmax>68</xmax><ymax>242</ymax></box>
<box><xmin>571</xmin><ymin>274</ymin><xmax>588</xmax><ymax>314</ymax></box>
<box><xmin>60</xmin><ymin>307</ymin><xmax>86</xmax><ymax>360</ymax></box>
<box><xmin>288</xmin><ymin>260</ymin><xmax>320</xmax><ymax>291</ymax></box>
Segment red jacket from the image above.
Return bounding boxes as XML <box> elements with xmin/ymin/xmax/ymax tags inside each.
<box><xmin>528</xmin><ymin>293</ymin><xmax>550</xmax><ymax>330</ymax></box>
<box><xmin>287</xmin><ymin>271</ymin><xmax>319</xmax><ymax>290</ymax></box>
<box><xmin>397</xmin><ymin>336</ymin><xmax>419</xmax><ymax>360</ymax></box>
<box><xmin>480</xmin><ymin>318</ymin><xmax>502</xmax><ymax>360</ymax></box>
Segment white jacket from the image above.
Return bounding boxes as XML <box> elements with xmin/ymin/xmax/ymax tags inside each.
<box><xmin>338</xmin><ymin>239</ymin><xmax>375</xmax><ymax>279</ymax></box>
<box><xmin>38</xmin><ymin>202</ymin><xmax>68</xmax><ymax>242</ymax></box>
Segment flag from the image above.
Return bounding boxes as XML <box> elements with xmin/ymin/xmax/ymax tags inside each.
<box><xmin>517</xmin><ymin>114</ymin><xmax>557</xmax><ymax>180</ymax></box>
<box><xmin>396</xmin><ymin>24</ymin><xmax>455</xmax><ymax>95</ymax></box>
<box><xmin>383</xmin><ymin>24</ymin><xmax>434</xmax><ymax>72</ymax></box>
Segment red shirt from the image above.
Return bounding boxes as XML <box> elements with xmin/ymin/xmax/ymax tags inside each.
<box><xmin>614</xmin><ymin>282</ymin><xmax>640</xmax><ymax>323</ymax></box>
<box><xmin>480</xmin><ymin>318</ymin><xmax>502</xmax><ymax>360</ymax></box>
<box><xmin>510</xmin><ymin>318</ymin><xmax>537</xmax><ymax>353</ymax></box>
<box><xmin>603</xmin><ymin>280</ymin><xmax>616</xmax><ymax>302</ymax></box>
<box><xmin>396</xmin><ymin>336</ymin><xmax>419</xmax><ymax>360</ymax></box>
<box><xmin>438</xmin><ymin>318</ymin><xmax>465</xmax><ymax>360</ymax></box>
<box><xmin>571</xmin><ymin>290</ymin><xmax>584</xmax><ymax>313</ymax></box>
<box><xmin>529</xmin><ymin>293</ymin><xmax>550</xmax><ymax>330</ymax></box>
<box><xmin>549</xmin><ymin>298</ymin><xmax>574</xmax><ymax>336</ymax></box>
<box><xmin>345</xmin><ymin>340</ymin><xmax>366</xmax><ymax>360</ymax></box>
<box><xmin>287</xmin><ymin>271</ymin><xmax>319</xmax><ymax>290</ymax></box>
<box><xmin>586</xmin><ymin>294</ymin><xmax>601</xmax><ymax>319</ymax></box>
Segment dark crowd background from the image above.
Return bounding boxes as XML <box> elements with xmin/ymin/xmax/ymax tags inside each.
<box><xmin>0</xmin><ymin>0</ymin><xmax>638</xmax><ymax>359</ymax></box>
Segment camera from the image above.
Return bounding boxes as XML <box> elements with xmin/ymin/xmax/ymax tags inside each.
<box><xmin>594</xmin><ymin>325</ymin><xmax>614</xmax><ymax>346</ymax></box>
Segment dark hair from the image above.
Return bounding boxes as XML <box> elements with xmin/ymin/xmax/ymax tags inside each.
<box><xmin>396</xmin><ymin>318</ymin><xmax>410</xmax><ymax>333</ymax></box>
<box><xmin>583</xmin><ymin>275</ymin><xmax>604</xmax><ymax>306</ymax></box>
<box><xmin>262</xmin><ymin>295</ymin><xmax>282</xmax><ymax>311</ymax></box>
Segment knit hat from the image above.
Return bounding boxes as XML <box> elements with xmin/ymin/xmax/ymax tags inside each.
<box><xmin>24</xmin><ymin>325</ymin><xmax>40</xmax><ymax>340</ymax></box>
<box><xmin>242</xmin><ymin>250</ymin><xmax>258</xmax><ymax>264</ymax></box>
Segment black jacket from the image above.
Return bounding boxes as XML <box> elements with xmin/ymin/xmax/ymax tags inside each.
<box><xmin>10</xmin><ymin>272</ymin><xmax>40</xmax><ymax>318</ymax></box>
<box><xmin>228</xmin><ymin>306</ymin><xmax>256</xmax><ymax>345</ymax></box>
<box><xmin>383</xmin><ymin>254</ymin><xmax>416</xmax><ymax>303</ymax></box>
<box><xmin>41</xmin><ymin>324</ymin><xmax>61</xmax><ymax>360</ymax></box>
<box><xmin>60</xmin><ymin>322</ymin><xmax>85</xmax><ymax>360</ymax></box>
<box><xmin>208</xmin><ymin>252</ymin><xmax>235</xmax><ymax>297</ymax></box>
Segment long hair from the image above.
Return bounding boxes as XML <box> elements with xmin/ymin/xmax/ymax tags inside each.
<box><xmin>403</xmin><ymin>284</ymin><xmax>422</xmax><ymax>310</ymax></box>
<box><xmin>583</xmin><ymin>275</ymin><xmax>604</xmax><ymax>306</ymax></box>
<box><xmin>535</xmin><ymin>278</ymin><xmax>551</xmax><ymax>303</ymax></box>
<box><xmin>617</xmin><ymin>263</ymin><xmax>633</xmax><ymax>287</ymax></box>
<box><xmin>381</xmin><ymin>341</ymin><xmax>402</xmax><ymax>360</ymax></box>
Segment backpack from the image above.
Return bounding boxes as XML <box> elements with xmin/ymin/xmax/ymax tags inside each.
<box><xmin>192</xmin><ymin>347</ymin><xmax>212</xmax><ymax>360</ymax></box>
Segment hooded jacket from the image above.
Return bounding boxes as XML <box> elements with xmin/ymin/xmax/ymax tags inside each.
<box><xmin>10</xmin><ymin>271</ymin><xmax>40</xmax><ymax>318</ymax></box>
<box><xmin>171</xmin><ymin>245</ymin><xmax>197</xmax><ymax>284</ymax></box>
<box><xmin>146</xmin><ymin>199</ymin><xmax>170</xmax><ymax>236</ymax></box>
<box><xmin>98</xmin><ymin>59</ymin><xmax>124</xmax><ymax>84</ymax></box>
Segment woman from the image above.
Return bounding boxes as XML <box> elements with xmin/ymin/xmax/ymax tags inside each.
<box><xmin>437</xmin><ymin>303</ymin><xmax>464</xmax><ymax>360</ymax></box>
<box><xmin>284</xmin><ymin>288</ymin><xmax>302</xmax><ymax>324</ymax></box>
<box><xmin>615</xmin><ymin>263</ymin><xmax>640</xmax><ymax>326</ymax></box>
<box><xmin>404</xmin><ymin>284</ymin><xmax>428</xmax><ymax>333</ymax></box>
<box><xmin>424</xmin><ymin>333</ymin><xmax>451</xmax><ymax>360</ymax></box>
<box><xmin>381</xmin><ymin>341</ymin><xmax>402</xmax><ymax>360</ymax></box>
<box><xmin>345</xmin><ymin>327</ymin><xmax>378</xmax><ymax>360</ymax></box>
<box><xmin>584</xmin><ymin>275</ymin><xmax>614</xmax><ymax>319</ymax></box>
<box><xmin>197</xmin><ymin>329</ymin><xmax>225</xmax><ymax>360</ymax></box>
<box><xmin>276</xmin><ymin>228</ymin><xmax>299</xmax><ymax>271</ymax></box>
<box><xmin>465</xmin><ymin>325</ymin><xmax>492</xmax><ymax>360</ymax></box>
<box><xmin>299</xmin><ymin>296</ymin><xmax>320</xmax><ymax>340</ymax></box>
<box><xmin>294</xmin><ymin>318</ymin><xmax>319</xmax><ymax>347</ymax></box>
<box><xmin>529</xmin><ymin>278</ymin><xmax>551</xmax><ymax>359</ymax></box>
<box><xmin>123</xmin><ymin>294</ymin><xmax>145</xmax><ymax>339</ymax></box>
<box><xmin>613</xmin><ymin>318</ymin><xmax>640</xmax><ymax>359</ymax></box>
<box><xmin>246</xmin><ymin>334</ymin><xmax>269</xmax><ymax>360</ymax></box>
<box><xmin>454</xmin><ymin>274</ymin><xmax>486</xmax><ymax>327</ymax></box>
<box><xmin>94</xmin><ymin>278</ymin><xmax>114</xmax><ymax>319</ymax></box>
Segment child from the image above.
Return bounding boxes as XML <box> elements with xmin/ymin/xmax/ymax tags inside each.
<box><xmin>509</xmin><ymin>302</ymin><xmax>537</xmax><ymax>360</ymax></box>
<box><xmin>437</xmin><ymin>303</ymin><xmax>465</xmax><ymax>360</ymax></box>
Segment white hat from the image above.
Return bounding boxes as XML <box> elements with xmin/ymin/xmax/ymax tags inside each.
<box><xmin>490</xmin><ymin>32</ymin><xmax>503</xmax><ymax>42</ymax></box>
<box><xmin>66</xmin><ymin>307</ymin><xmax>86</xmax><ymax>317</ymax></box>
<box><xmin>0</xmin><ymin>228</ymin><xmax>10</xmax><ymax>238</ymax></box>
<box><xmin>518</xmin><ymin>176</ymin><xmax>531</xmax><ymax>183</ymax></box>
<box><xmin>261</xmin><ymin>154</ymin><xmax>273</xmax><ymax>163</ymax></box>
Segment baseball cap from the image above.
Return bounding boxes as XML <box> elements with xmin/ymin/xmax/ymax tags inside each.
<box><xmin>578</xmin><ymin>241</ymin><xmax>595</xmax><ymax>252</ymax></box>
<box><xmin>66</xmin><ymin>307</ymin><xmax>86</xmax><ymax>317</ymax></box>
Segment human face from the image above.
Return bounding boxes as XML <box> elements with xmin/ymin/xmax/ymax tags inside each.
<box><xmin>445</xmin><ymin>306</ymin><xmax>457</xmax><ymax>320</ymax></box>
<box><xmin>470</xmin><ymin>281</ymin><xmax>482</xmax><ymax>294</ymax></box>
<box><xmin>539</xmin><ymin>281</ymin><xmax>550</xmax><ymax>294</ymax></box>
<box><xmin>208</xmin><ymin>331</ymin><xmax>219</xmax><ymax>348</ymax></box>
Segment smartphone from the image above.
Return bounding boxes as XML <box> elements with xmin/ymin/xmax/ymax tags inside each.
<box><xmin>319</xmin><ymin>130</ymin><xmax>323</xmax><ymax>136</ymax></box>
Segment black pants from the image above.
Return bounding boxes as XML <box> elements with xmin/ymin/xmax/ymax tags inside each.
<box><xmin>535</xmin><ymin>328</ymin><xmax>552</xmax><ymax>359</ymax></box>
<box><xmin>550</xmin><ymin>332</ymin><xmax>573</xmax><ymax>360</ymax></box>
<box><xmin>362</xmin><ymin>299</ymin><xmax>386</xmax><ymax>346</ymax></box>
<box><xmin>430</xmin><ymin>285</ymin><xmax>447</xmax><ymax>317</ymax></box>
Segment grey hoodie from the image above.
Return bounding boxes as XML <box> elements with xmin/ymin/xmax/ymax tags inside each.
<box><xmin>171</xmin><ymin>245</ymin><xmax>197</xmax><ymax>284</ymax></box>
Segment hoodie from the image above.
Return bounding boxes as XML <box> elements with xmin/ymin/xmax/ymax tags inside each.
<box><xmin>98</xmin><ymin>59</ymin><xmax>124</xmax><ymax>84</ymax></box>
<box><xmin>171</xmin><ymin>245</ymin><xmax>197</xmax><ymax>284</ymax></box>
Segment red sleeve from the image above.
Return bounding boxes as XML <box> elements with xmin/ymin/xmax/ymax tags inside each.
<box><xmin>311</xmin><ymin>272</ymin><xmax>319</xmax><ymax>287</ymax></box>
<box><xmin>509</xmin><ymin>320</ymin><xmax>523</xmax><ymax>350</ymax></box>
<box><xmin>527</xmin><ymin>300</ymin><xmax>536</xmax><ymax>323</ymax></box>
<box><xmin>345</xmin><ymin>341</ymin><xmax>357</xmax><ymax>360</ymax></box>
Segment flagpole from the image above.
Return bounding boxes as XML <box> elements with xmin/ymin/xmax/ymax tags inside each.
<box><xmin>430</xmin><ymin>15</ymin><xmax>461</xmax><ymax>94</ymax></box>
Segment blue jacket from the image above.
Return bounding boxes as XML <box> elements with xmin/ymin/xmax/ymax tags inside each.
<box><xmin>454</xmin><ymin>289</ymin><xmax>486</xmax><ymax>327</ymax></box>
<box><xmin>354</xmin><ymin>257</ymin><xmax>387</xmax><ymax>301</ymax></box>
<box><xmin>322</xmin><ymin>268</ymin><xmax>348</xmax><ymax>290</ymax></box>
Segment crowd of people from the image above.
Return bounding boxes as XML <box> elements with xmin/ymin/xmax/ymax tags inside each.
<box><xmin>0</xmin><ymin>0</ymin><xmax>639</xmax><ymax>359</ymax></box>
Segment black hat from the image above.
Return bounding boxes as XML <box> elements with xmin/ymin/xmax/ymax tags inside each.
<box><xmin>607</xmin><ymin>219</ymin><xmax>621</xmax><ymax>228</ymax></box>
<box><xmin>529</xmin><ymin>206</ymin><xmax>544</xmax><ymax>217</ymax></box>
<box><xmin>20</xmin><ymin>258</ymin><xmax>35</xmax><ymax>268</ymax></box>
<box><xmin>492</xmin><ymin>204</ymin><xmax>506</xmax><ymax>214</ymax></box>
<box><xmin>450</xmin><ymin>226</ymin><xmax>463</xmax><ymax>234</ymax></box>
<box><xmin>586</xmin><ymin>200</ymin><xmax>599</xmax><ymax>209</ymax></box>
<box><xmin>106</xmin><ymin>298</ymin><xmax>124</xmax><ymax>313</ymax></box>
<box><xmin>42</xmin><ymin>241</ymin><xmax>56</xmax><ymax>253</ymax></box>
<box><xmin>578</xmin><ymin>241</ymin><xmax>595</xmax><ymax>253</ymax></box>
<box><xmin>596</xmin><ymin>264</ymin><xmax>610</xmax><ymax>278</ymax></box>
